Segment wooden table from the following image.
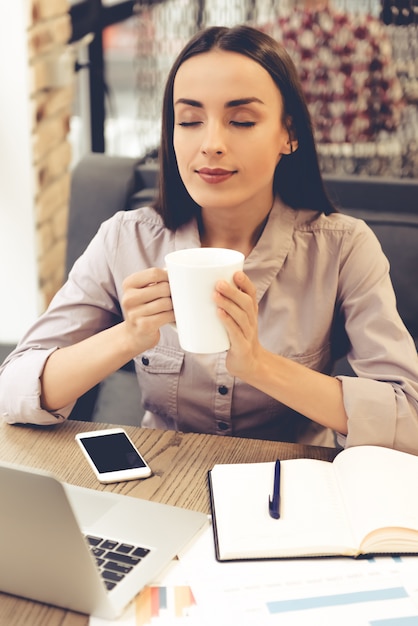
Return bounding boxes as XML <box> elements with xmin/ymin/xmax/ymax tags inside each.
<box><xmin>0</xmin><ymin>419</ymin><xmax>339</xmax><ymax>625</ymax></box>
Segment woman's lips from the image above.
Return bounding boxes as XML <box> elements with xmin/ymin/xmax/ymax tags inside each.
<box><xmin>196</xmin><ymin>168</ymin><xmax>236</xmax><ymax>184</ymax></box>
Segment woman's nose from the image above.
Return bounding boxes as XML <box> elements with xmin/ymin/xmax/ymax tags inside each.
<box><xmin>201</xmin><ymin>122</ymin><xmax>225</xmax><ymax>156</ymax></box>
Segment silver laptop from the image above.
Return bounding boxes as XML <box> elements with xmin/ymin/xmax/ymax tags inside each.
<box><xmin>0</xmin><ymin>461</ymin><xmax>208</xmax><ymax>619</ymax></box>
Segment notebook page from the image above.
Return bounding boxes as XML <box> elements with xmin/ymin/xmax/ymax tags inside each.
<box><xmin>211</xmin><ymin>459</ymin><xmax>355</xmax><ymax>559</ymax></box>
<box><xmin>333</xmin><ymin>446</ymin><xmax>418</xmax><ymax>552</ymax></box>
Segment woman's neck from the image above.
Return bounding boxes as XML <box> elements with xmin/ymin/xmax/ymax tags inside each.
<box><xmin>198</xmin><ymin>205</ymin><xmax>272</xmax><ymax>257</ymax></box>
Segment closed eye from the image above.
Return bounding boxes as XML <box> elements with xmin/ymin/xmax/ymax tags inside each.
<box><xmin>178</xmin><ymin>121</ymin><xmax>202</xmax><ymax>127</ymax></box>
<box><xmin>177</xmin><ymin>120</ymin><xmax>255</xmax><ymax>128</ymax></box>
<box><xmin>230</xmin><ymin>121</ymin><xmax>256</xmax><ymax>128</ymax></box>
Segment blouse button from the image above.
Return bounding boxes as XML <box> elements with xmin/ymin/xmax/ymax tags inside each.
<box><xmin>141</xmin><ymin>356</ymin><xmax>149</xmax><ymax>366</ymax></box>
<box><xmin>218</xmin><ymin>385</ymin><xmax>228</xmax><ymax>395</ymax></box>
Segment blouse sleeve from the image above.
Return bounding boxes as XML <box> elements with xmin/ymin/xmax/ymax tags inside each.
<box><xmin>336</xmin><ymin>220</ymin><xmax>418</xmax><ymax>452</ymax></box>
<box><xmin>0</xmin><ymin>218</ymin><xmax>122</xmax><ymax>426</ymax></box>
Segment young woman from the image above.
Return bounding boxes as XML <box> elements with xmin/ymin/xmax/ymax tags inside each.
<box><xmin>1</xmin><ymin>25</ymin><xmax>417</xmax><ymax>451</ymax></box>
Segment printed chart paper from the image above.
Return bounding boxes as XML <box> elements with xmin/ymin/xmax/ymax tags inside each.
<box><xmin>180</xmin><ymin>527</ymin><xmax>418</xmax><ymax>626</ymax></box>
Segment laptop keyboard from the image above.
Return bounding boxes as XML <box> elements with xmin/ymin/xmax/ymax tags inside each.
<box><xmin>86</xmin><ymin>534</ymin><xmax>151</xmax><ymax>591</ymax></box>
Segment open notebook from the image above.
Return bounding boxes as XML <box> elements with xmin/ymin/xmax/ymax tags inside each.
<box><xmin>208</xmin><ymin>445</ymin><xmax>418</xmax><ymax>561</ymax></box>
<box><xmin>0</xmin><ymin>461</ymin><xmax>208</xmax><ymax>619</ymax></box>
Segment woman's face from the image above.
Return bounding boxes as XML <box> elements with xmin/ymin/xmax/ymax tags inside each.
<box><xmin>173</xmin><ymin>50</ymin><xmax>292</xmax><ymax>217</ymax></box>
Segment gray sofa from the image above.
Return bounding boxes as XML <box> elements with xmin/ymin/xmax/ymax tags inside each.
<box><xmin>66</xmin><ymin>154</ymin><xmax>418</xmax><ymax>423</ymax></box>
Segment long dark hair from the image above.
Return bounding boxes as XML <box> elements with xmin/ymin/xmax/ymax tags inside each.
<box><xmin>154</xmin><ymin>25</ymin><xmax>335</xmax><ymax>230</ymax></box>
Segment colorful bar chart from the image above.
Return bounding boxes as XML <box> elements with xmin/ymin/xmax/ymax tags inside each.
<box><xmin>135</xmin><ymin>585</ymin><xmax>196</xmax><ymax>625</ymax></box>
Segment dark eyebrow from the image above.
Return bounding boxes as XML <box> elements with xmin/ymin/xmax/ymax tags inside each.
<box><xmin>174</xmin><ymin>98</ymin><xmax>203</xmax><ymax>108</ymax></box>
<box><xmin>225</xmin><ymin>97</ymin><xmax>265</xmax><ymax>108</ymax></box>
<box><xmin>174</xmin><ymin>97</ymin><xmax>265</xmax><ymax>108</ymax></box>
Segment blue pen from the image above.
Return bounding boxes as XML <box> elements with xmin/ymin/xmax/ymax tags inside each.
<box><xmin>268</xmin><ymin>459</ymin><xmax>281</xmax><ymax>519</ymax></box>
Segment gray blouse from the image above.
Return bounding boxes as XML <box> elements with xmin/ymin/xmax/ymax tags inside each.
<box><xmin>1</xmin><ymin>199</ymin><xmax>418</xmax><ymax>452</ymax></box>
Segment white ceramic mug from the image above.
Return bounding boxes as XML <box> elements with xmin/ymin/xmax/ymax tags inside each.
<box><xmin>165</xmin><ymin>247</ymin><xmax>245</xmax><ymax>353</ymax></box>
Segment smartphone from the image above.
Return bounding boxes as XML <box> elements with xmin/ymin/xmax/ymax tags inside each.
<box><xmin>75</xmin><ymin>428</ymin><xmax>152</xmax><ymax>483</ymax></box>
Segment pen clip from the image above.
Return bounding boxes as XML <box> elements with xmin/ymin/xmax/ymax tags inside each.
<box><xmin>268</xmin><ymin>459</ymin><xmax>281</xmax><ymax>520</ymax></box>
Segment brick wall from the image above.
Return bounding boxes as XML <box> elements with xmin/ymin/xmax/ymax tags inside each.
<box><xmin>28</xmin><ymin>0</ymin><xmax>74</xmax><ymax>309</ymax></box>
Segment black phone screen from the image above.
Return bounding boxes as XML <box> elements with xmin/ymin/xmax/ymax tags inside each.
<box><xmin>79</xmin><ymin>432</ymin><xmax>147</xmax><ymax>473</ymax></box>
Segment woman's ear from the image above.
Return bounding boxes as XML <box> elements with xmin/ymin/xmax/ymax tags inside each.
<box><xmin>282</xmin><ymin>117</ymin><xmax>298</xmax><ymax>155</ymax></box>
<box><xmin>283</xmin><ymin>136</ymin><xmax>298</xmax><ymax>155</ymax></box>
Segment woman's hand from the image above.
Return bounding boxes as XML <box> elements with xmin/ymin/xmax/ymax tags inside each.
<box><xmin>41</xmin><ymin>267</ymin><xmax>174</xmax><ymax>412</ymax></box>
<box><xmin>214</xmin><ymin>271</ymin><xmax>262</xmax><ymax>380</ymax></box>
<box><xmin>214</xmin><ymin>271</ymin><xmax>348</xmax><ymax>434</ymax></box>
<box><xmin>121</xmin><ymin>267</ymin><xmax>175</xmax><ymax>354</ymax></box>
